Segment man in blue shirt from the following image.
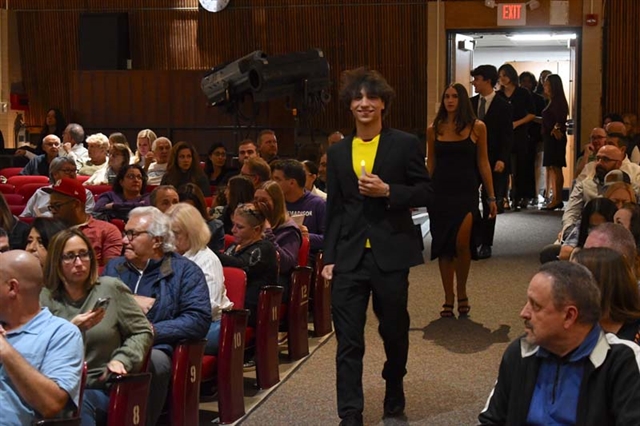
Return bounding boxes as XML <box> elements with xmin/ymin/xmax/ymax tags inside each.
<box><xmin>0</xmin><ymin>250</ymin><xmax>84</xmax><ymax>425</ymax></box>
<box><xmin>479</xmin><ymin>261</ymin><xmax>640</xmax><ymax>425</ymax></box>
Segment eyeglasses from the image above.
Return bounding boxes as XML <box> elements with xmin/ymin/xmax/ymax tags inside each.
<box><xmin>590</xmin><ymin>135</ymin><xmax>606</xmax><ymax>141</ymax></box>
<box><xmin>59</xmin><ymin>168</ymin><xmax>77</xmax><ymax>174</ymax></box>
<box><xmin>61</xmin><ymin>251</ymin><xmax>91</xmax><ymax>264</ymax></box>
<box><xmin>125</xmin><ymin>174</ymin><xmax>143</xmax><ymax>180</ymax></box>
<box><xmin>123</xmin><ymin>230</ymin><xmax>149</xmax><ymax>240</ymax></box>
<box><xmin>596</xmin><ymin>155</ymin><xmax>618</xmax><ymax>163</ymax></box>
<box><xmin>48</xmin><ymin>200</ymin><xmax>75</xmax><ymax>212</ymax></box>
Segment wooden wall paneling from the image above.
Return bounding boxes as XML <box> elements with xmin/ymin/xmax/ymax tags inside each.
<box><xmin>603</xmin><ymin>0</ymin><xmax>640</xmax><ymax>116</ymax></box>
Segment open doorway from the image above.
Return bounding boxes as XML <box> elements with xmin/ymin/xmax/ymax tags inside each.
<box><xmin>447</xmin><ymin>29</ymin><xmax>581</xmax><ymax>201</ymax></box>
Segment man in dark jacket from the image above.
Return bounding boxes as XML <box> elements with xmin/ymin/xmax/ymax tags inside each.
<box><xmin>102</xmin><ymin>206</ymin><xmax>211</xmax><ymax>426</ymax></box>
<box><xmin>479</xmin><ymin>261</ymin><xmax>640</xmax><ymax>425</ymax></box>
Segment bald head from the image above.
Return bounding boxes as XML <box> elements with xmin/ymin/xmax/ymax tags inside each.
<box><xmin>597</xmin><ymin>145</ymin><xmax>624</xmax><ymax>161</ymax></box>
<box><xmin>0</xmin><ymin>250</ymin><xmax>44</xmax><ymax>296</ymax></box>
<box><xmin>327</xmin><ymin>131</ymin><xmax>344</xmax><ymax>146</ymax></box>
<box><xmin>606</xmin><ymin>121</ymin><xmax>627</xmax><ymax>136</ymax></box>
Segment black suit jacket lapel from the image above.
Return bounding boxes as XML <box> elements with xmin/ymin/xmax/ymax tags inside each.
<box><xmin>372</xmin><ymin>128</ymin><xmax>393</xmax><ymax>176</ymax></box>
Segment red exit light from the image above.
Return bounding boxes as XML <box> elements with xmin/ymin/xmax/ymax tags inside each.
<box><xmin>497</xmin><ymin>3</ymin><xmax>527</xmax><ymax>26</ymax></box>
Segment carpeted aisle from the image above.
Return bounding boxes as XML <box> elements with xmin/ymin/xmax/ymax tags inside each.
<box><xmin>240</xmin><ymin>208</ymin><xmax>562</xmax><ymax>426</ymax></box>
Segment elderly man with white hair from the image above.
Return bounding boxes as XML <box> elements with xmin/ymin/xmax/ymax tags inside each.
<box><xmin>79</xmin><ymin>133</ymin><xmax>109</xmax><ymax>177</ymax></box>
<box><xmin>101</xmin><ymin>206</ymin><xmax>211</xmax><ymax>426</ymax></box>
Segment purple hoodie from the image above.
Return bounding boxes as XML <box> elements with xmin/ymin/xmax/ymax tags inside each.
<box><xmin>286</xmin><ymin>191</ymin><xmax>326</xmax><ymax>251</ymax></box>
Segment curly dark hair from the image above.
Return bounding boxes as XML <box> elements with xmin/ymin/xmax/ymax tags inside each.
<box><xmin>113</xmin><ymin>164</ymin><xmax>148</xmax><ymax>195</ymax></box>
<box><xmin>339</xmin><ymin>67</ymin><xmax>395</xmax><ymax>118</ymax></box>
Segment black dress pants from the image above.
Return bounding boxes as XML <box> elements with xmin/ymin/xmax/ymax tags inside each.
<box><xmin>332</xmin><ymin>250</ymin><xmax>410</xmax><ymax>419</ymax></box>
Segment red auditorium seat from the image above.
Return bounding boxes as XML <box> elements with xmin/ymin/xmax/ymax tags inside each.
<box><xmin>201</xmin><ymin>309</ymin><xmax>250</xmax><ymax>424</ymax></box>
<box><xmin>85</xmin><ymin>184</ymin><xmax>112</xmax><ymax>198</ymax></box>
<box><xmin>313</xmin><ymin>251</ymin><xmax>332</xmax><ymax>337</ymax></box>
<box><xmin>287</xmin><ymin>266</ymin><xmax>312</xmax><ymax>360</ymax></box>
<box><xmin>9</xmin><ymin>204</ymin><xmax>24</xmax><ymax>215</ymax></box>
<box><xmin>297</xmin><ymin>236</ymin><xmax>310</xmax><ymax>267</ymax></box>
<box><xmin>110</xmin><ymin>219</ymin><xmax>125</xmax><ymax>233</ymax></box>
<box><xmin>77</xmin><ymin>175</ymin><xmax>90</xmax><ymax>184</ymax></box>
<box><xmin>169</xmin><ymin>340</ymin><xmax>206</xmax><ymax>426</ymax></box>
<box><xmin>6</xmin><ymin>175</ymin><xmax>49</xmax><ymax>188</ymax></box>
<box><xmin>223</xmin><ymin>267</ymin><xmax>246</xmax><ymax>309</ymax></box>
<box><xmin>255</xmin><ymin>285</ymin><xmax>283</xmax><ymax>390</ymax></box>
<box><xmin>0</xmin><ymin>167</ymin><xmax>24</xmax><ymax>179</ymax></box>
<box><xmin>3</xmin><ymin>193</ymin><xmax>23</xmax><ymax>205</ymax></box>
<box><xmin>106</xmin><ymin>373</ymin><xmax>152</xmax><ymax>426</ymax></box>
<box><xmin>223</xmin><ymin>234</ymin><xmax>235</xmax><ymax>251</ymax></box>
<box><xmin>17</xmin><ymin>182</ymin><xmax>48</xmax><ymax>201</ymax></box>
<box><xmin>0</xmin><ymin>183</ymin><xmax>15</xmax><ymax>194</ymax></box>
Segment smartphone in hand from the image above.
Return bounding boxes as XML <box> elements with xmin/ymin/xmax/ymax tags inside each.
<box><xmin>92</xmin><ymin>297</ymin><xmax>111</xmax><ymax>312</ymax></box>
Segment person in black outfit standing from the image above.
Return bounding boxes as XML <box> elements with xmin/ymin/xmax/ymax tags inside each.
<box><xmin>322</xmin><ymin>68</ymin><xmax>431</xmax><ymax>426</ymax></box>
<box><xmin>471</xmin><ymin>65</ymin><xmax>513</xmax><ymax>259</ymax></box>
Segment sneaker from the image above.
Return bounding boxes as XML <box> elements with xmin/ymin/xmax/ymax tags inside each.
<box><xmin>339</xmin><ymin>413</ymin><xmax>363</xmax><ymax>426</ymax></box>
<box><xmin>243</xmin><ymin>359</ymin><xmax>256</xmax><ymax>371</ymax></box>
<box><xmin>383</xmin><ymin>381</ymin><xmax>405</xmax><ymax>418</ymax></box>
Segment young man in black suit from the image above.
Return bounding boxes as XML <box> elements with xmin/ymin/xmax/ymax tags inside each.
<box><xmin>322</xmin><ymin>68</ymin><xmax>431</xmax><ymax>426</ymax></box>
<box><xmin>471</xmin><ymin>65</ymin><xmax>514</xmax><ymax>259</ymax></box>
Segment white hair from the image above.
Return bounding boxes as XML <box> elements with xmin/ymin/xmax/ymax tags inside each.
<box><xmin>128</xmin><ymin>206</ymin><xmax>175</xmax><ymax>253</ymax></box>
<box><xmin>85</xmin><ymin>133</ymin><xmax>109</xmax><ymax>150</ymax></box>
<box><xmin>152</xmin><ymin>136</ymin><xmax>172</xmax><ymax>151</ymax></box>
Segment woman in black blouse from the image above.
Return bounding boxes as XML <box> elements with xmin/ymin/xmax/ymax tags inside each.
<box><xmin>498</xmin><ymin>64</ymin><xmax>536</xmax><ymax>210</ymax></box>
<box><xmin>540</xmin><ymin>74</ymin><xmax>569</xmax><ymax>210</ymax></box>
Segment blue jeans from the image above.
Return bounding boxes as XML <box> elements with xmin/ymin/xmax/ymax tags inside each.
<box><xmin>81</xmin><ymin>388</ymin><xmax>110</xmax><ymax>426</ymax></box>
<box><xmin>204</xmin><ymin>320</ymin><xmax>221</xmax><ymax>355</ymax></box>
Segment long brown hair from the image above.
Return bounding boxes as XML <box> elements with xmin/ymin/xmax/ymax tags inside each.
<box><xmin>43</xmin><ymin>229</ymin><xmax>98</xmax><ymax>301</ymax></box>
<box><xmin>165</xmin><ymin>141</ymin><xmax>206</xmax><ymax>184</ymax></box>
<box><xmin>258</xmin><ymin>180</ymin><xmax>289</xmax><ymax>229</ymax></box>
<box><xmin>573</xmin><ymin>247</ymin><xmax>640</xmax><ymax>323</ymax></box>
<box><xmin>433</xmin><ymin>83</ymin><xmax>477</xmax><ymax>135</ymax></box>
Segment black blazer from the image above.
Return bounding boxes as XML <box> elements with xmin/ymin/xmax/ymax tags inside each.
<box><xmin>471</xmin><ymin>94</ymin><xmax>514</xmax><ymax>165</ymax></box>
<box><xmin>324</xmin><ymin>128</ymin><xmax>432</xmax><ymax>273</ymax></box>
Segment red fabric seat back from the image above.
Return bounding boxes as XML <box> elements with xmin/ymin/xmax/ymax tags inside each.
<box><xmin>107</xmin><ymin>373</ymin><xmax>152</xmax><ymax>426</ymax></box>
<box><xmin>223</xmin><ymin>267</ymin><xmax>246</xmax><ymax>309</ymax></box>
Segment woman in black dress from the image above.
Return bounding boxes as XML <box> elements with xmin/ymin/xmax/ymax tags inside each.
<box><xmin>427</xmin><ymin>83</ymin><xmax>497</xmax><ymax>317</ymax></box>
<box><xmin>498</xmin><ymin>64</ymin><xmax>536</xmax><ymax>210</ymax></box>
<box><xmin>541</xmin><ymin>74</ymin><xmax>569</xmax><ymax>210</ymax></box>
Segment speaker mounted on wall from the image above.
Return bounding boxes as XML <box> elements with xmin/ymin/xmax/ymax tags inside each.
<box><xmin>78</xmin><ymin>13</ymin><xmax>130</xmax><ymax>70</ymax></box>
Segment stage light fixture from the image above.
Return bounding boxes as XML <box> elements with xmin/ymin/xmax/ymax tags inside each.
<box><xmin>200</xmin><ymin>50</ymin><xmax>267</xmax><ymax>106</ymax></box>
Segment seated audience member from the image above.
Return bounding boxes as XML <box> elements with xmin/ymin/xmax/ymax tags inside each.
<box><xmin>0</xmin><ymin>228</ymin><xmax>9</xmax><ymax>252</ymax></box>
<box><xmin>327</xmin><ymin>130</ymin><xmax>344</xmax><ymax>147</ymax></box>
<box><xmin>237</xmin><ymin>139</ymin><xmax>258</xmax><ymax>166</ymax></box>
<box><xmin>215</xmin><ymin>203</ymin><xmax>278</xmax><ymax>326</ymax></box>
<box><xmin>257</xmin><ymin>129</ymin><xmax>279</xmax><ymax>164</ymax></box>
<box><xmin>60</xmin><ymin>123</ymin><xmax>89</xmax><ymax>169</ymax></box>
<box><xmin>108</xmin><ymin>132</ymin><xmax>130</xmax><ymax>151</ymax></box>
<box><xmin>177</xmin><ymin>183</ymin><xmax>224</xmax><ymax>252</ymax></box>
<box><xmin>604</xmin><ymin>180</ymin><xmax>637</xmax><ymax>209</ymax></box>
<box><xmin>45</xmin><ymin>178</ymin><xmax>122</xmax><ymax>266</ymax></box>
<box><xmin>79</xmin><ymin>133</ymin><xmax>109</xmax><ymax>176</ymax></box>
<box><xmin>212</xmin><ymin>175</ymin><xmax>255</xmax><ymax>234</ymax></box>
<box><xmin>85</xmin><ymin>143</ymin><xmax>130</xmax><ymax>186</ymax></box>
<box><xmin>255</xmin><ymin>181</ymin><xmax>302</xmax><ymax>290</ymax></box>
<box><xmin>584</xmin><ymin>222</ymin><xmax>640</xmax><ymax>280</ymax></box>
<box><xmin>19</xmin><ymin>134</ymin><xmax>61</xmax><ymax>176</ymax></box>
<box><xmin>0</xmin><ymin>250</ymin><xmax>84</xmax><ymax>424</ymax></box>
<box><xmin>41</xmin><ymin>229</ymin><xmax>153</xmax><ymax>426</ymax></box>
<box><xmin>21</xmin><ymin>157</ymin><xmax>96</xmax><ymax>218</ymax></box>
<box><xmin>101</xmin><ymin>206</ymin><xmax>211</xmax><ymax>426</ymax></box>
<box><xmin>575</xmin><ymin>128</ymin><xmax>607</xmax><ymax>178</ymax></box>
<box><xmin>623</xmin><ymin>113</ymin><xmax>640</xmax><ymax>158</ymax></box>
<box><xmin>166</xmin><ymin>203</ymin><xmax>232</xmax><ymax>355</ymax></box>
<box><xmin>93</xmin><ymin>164</ymin><xmax>150</xmax><ymax>222</ymax></box>
<box><xmin>132</xmin><ymin>129</ymin><xmax>157</xmax><ymax>168</ymax></box>
<box><xmin>558</xmin><ymin>198</ymin><xmax>617</xmax><ymax>261</ymax></box>
<box><xmin>603</xmin><ymin>112</ymin><xmax>624</xmax><ymax>127</ymax></box>
<box><xmin>302</xmin><ymin>160</ymin><xmax>327</xmax><ymax>200</ymax></box>
<box><xmin>25</xmin><ymin>217</ymin><xmax>67</xmax><ymax>267</ymax></box>
<box><xmin>316</xmin><ymin>152</ymin><xmax>327</xmax><ymax>192</ymax></box>
<box><xmin>205</xmin><ymin>142</ymin><xmax>236</xmax><ymax>187</ymax></box>
<box><xmin>240</xmin><ymin>156</ymin><xmax>271</xmax><ymax>190</ymax></box>
<box><xmin>272</xmin><ymin>159</ymin><xmax>326</xmax><ymax>253</ymax></box>
<box><xmin>614</xmin><ymin>202</ymin><xmax>640</xmax><ymax>248</ymax></box>
<box><xmin>479</xmin><ymin>261</ymin><xmax>640</xmax><ymax>425</ymax></box>
<box><xmin>150</xmin><ymin>185</ymin><xmax>179</xmax><ymax>213</ymax></box>
<box><xmin>0</xmin><ymin>193</ymin><xmax>29</xmax><ymax>249</ymax></box>
<box><xmin>573</xmin><ymin>247</ymin><xmax>640</xmax><ymax>343</ymax></box>
<box><xmin>160</xmin><ymin>141</ymin><xmax>210</xmax><ymax>196</ymax></box>
<box><xmin>146</xmin><ymin>137</ymin><xmax>172</xmax><ymax>185</ymax></box>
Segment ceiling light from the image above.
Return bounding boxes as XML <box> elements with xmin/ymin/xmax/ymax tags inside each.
<box><xmin>484</xmin><ymin>0</ymin><xmax>497</xmax><ymax>8</ymax></box>
<box><xmin>508</xmin><ymin>33</ymin><xmax>577</xmax><ymax>41</ymax></box>
<box><xmin>527</xmin><ymin>0</ymin><xmax>541</xmax><ymax>10</ymax></box>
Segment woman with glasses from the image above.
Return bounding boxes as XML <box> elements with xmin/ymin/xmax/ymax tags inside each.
<box><xmin>40</xmin><ymin>229</ymin><xmax>153</xmax><ymax>426</ymax></box>
<box><xmin>25</xmin><ymin>217</ymin><xmax>67</xmax><ymax>267</ymax></box>
<box><xmin>166</xmin><ymin>203</ymin><xmax>232</xmax><ymax>355</ymax></box>
<box><xmin>161</xmin><ymin>141</ymin><xmax>211</xmax><ymax>196</ymax></box>
<box><xmin>215</xmin><ymin>202</ymin><xmax>278</xmax><ymax>325</ymax></box>
<box><xmin>86</xmin><ymin>143</ymin><xmax>131</xmax><ymax>186</ymax></box>
<box><xmin>93</xmin><ymin>164</ymin><xmax>150</xmax><ymax>222</ymax></box>
<box><xmin>205</xmin><ymin>142</ymin><xmax>236</xmax><ymax>188</ymax></box>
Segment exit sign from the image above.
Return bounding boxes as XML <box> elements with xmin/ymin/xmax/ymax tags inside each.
<box><xmin>498</xmin><ymin>3</ymin><xmax>527</xmax><ymax>26</ymax></box>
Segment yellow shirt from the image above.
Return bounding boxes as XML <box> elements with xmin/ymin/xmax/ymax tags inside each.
<box><xmin>352</xmin><ymin>134</ymin><xmax>380</xmax><ymax>248</ymax></box>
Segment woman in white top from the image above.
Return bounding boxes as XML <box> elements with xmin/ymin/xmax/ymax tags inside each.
<box><xmin>166</xmin><ymin>202</ymin><xmax>233</xmax><ymax>355</ymax></box>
